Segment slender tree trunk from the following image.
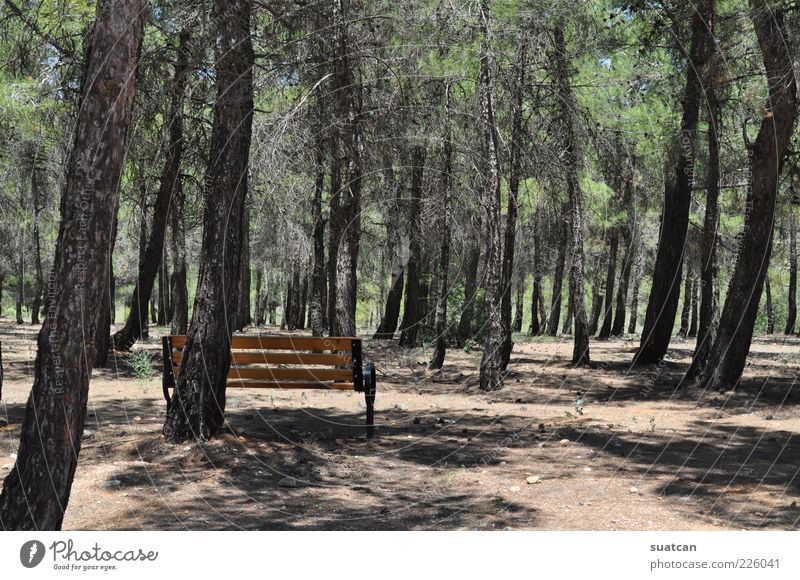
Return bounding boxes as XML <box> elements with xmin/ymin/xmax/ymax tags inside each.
<box><xmin>499</xmin><ymin>40</ymin><xmax>526</xmax><ymax>370</ymax></box>
<box><xmin>456</xmin><ymin>232</ymin><xmax>481</xmax><ymax>346</ymax></box>
<box><xmin>529</xmin><ymin>223</ymin><xmax>543</xmax><ymax>335</ymax></box>
<box><xmin>786</xmin><ymin>212</ymin><xmax>797</xmax><ymax>334</ymax></box>
<box><xmin>309</xmin><ymin>98</ymin><xmax>327</xmax><ymax>337</ymax></box>
<box><xmin>588</xmin><ymin>281</ymin><xmax>603</xmax><ymax>336</ymax></box>
<box><xmin>235</xmin><ymin>207</ymin><xmax>251</xmax><ymax>330</ymax></box>
<box><xmin>163</xmin><ymin>0</ymin><xmax>254</xmax><ymax>443</ymax></box>
<box><xmin>478</xmin><ymin>0</ymin><xmax>505</xmax><ymax>391</ymax></box>
<box><xmin>0</xmin><ymin>0</ymin><xmax>145</xmax><ymax>529</ymax></box>
<box><xmin>552</xmin><ymin>24</ymin><xmax>589</xmax><ymax>365</ymax></box>
<box><xmin>513</xmin><ymin>280</ymin><xmax>524</xmax><ymax>332</ymax></box>
<box><xmin>765</xmin><ymin>276</ymin><xmax>775</xmax><ymax>334</ymax></box>
<box><xmin>327</xmin><ymin>142</ymin><xmax>343</xmax><ymax>336</ymax></box>
<box><xmin>399</xmin><ymin>146</ymin><xmax>426</xmax><ymax>347</ymax></box>
<box><xmin>636</xmin><ymin>1</ymin><xmax>710</xmax><ymax>363</ymax></box>
<box><xmin>546</xmin><ymin>220</ymin><xmax>567</xmax><ymax>336</ymax></box>
<box><xmin>31</xmin><ymin>165</ymin><xmax>43</xmax><ymax>325</ymax></box>
<box><xmin>612</xmin><ymin>226</ymin><xmax>634</xmax><ymax>335</ymax></box>
<box><xmin>598</xmin><ymin>231</ymin><xmax>618</xmax><ymax>339</ymax></box>
<box><xmin>628</xmin><ymin>249</ymin><xmax>641</xmax><ymax>334</ymax></box>
<box><xmin>156</xmin><ymin>262</ymin><xmax>167</xmax><ymax>326</ymax></box>
<box><xmin>679</xmin><ymin>263</ymin><xmax>692</xmax><ymax>336</ymax></box>
<box><xmin>15</xmin><ymin>242</ymin><xmax>23</xmax><ymax>324</ymax></box>
<box><xmin>430</xmin><ymin>82</ymin><xmax>453</xmax><ymax>370</ymax></box>
<box><xmin>95</xmin><ymin>213</ymin><xmax>118</xmax><ymax>368</ymax></box>
<box><xmin>688</xmin><ymin>273</ymin><xmax>698</xmax><ymax>337</ymax></box>
<box><xmin>114</xmin><ymin>29</ymin><xmax>191</xmax><ymax>349</ymax></box>
<box><xmin>562</xmin><ymin>283</ymin><xmax>574</xmax><ymax>335</ymax></box>
<box><xmin>169</xmin><ymin>181</ymin><xmax>188</xmax><ymax>334</ymax></box>
<box><xmin>697</xmin><ymin>0</ymin><xmax>796</xmax><ymax>391</ymax></box>
<box><xmin>374</xmin><ymin>151</ymin><xmax>405</xmax><ymax>339</ymax></box>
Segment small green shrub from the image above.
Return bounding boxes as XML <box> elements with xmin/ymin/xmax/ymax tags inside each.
<box><xmin>128</xmin><ymin>348</ymin><xmax>155</xmax><ymax>382</ymax></box>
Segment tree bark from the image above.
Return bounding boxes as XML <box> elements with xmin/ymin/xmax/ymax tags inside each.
<box><xmin>399</xmin><ymin>146</ymin><xmax>426</xmax><ymax>347</ymax></box>
<box><xmin>529</xmin><ymin>224</ymin><xmax>544</xmax><ymax>335</ymax></box>
<box><xmin>430</xmin><ymin>82</ymin><xmax>453</xmax><ymax>370</ymax></box>
<box><xmin>169</xmin><ymin>179</ymin><xmax>188</xmax><ymax>334</ymax></box>
<box><xmin>162</xmin><ymin>0</ymin><xmax>254</xmax><ymax>443</ymax></box>
<box><xmin>478</xmin><ymin>0</ymin><xmax>505</xmax><ymax>390</ymax></box>
<box><xmin>688</xmin><ymin>273</ymin><xmax>698</xmax><ymax>337</ymax></box>
<box><xmin>678</xmin><ymin>262</ymin><xmax>692</xmax><ymax>337</ymax></box>
<box><xmin>786</xmin><ymin>212</ymin><xmax>797</xmax><ymax>334</ymax></box>
<box><xmin>456</xmin><ymin>232</ymin><xmax>481</xmax><ymax>346</ymax></box>
<box><xmin>30</xmin><ymin>162</ymin><xmax>43</xmax><ymax>325</ymax></box>
<box><xmin>696</xmin><ymin>0</ymin><xmax>796</xmax><ymax>391</ymax></box>
<box><xmin>309</xmin><ymin>97</ymin><xmax>327</xmax><ymax>337</ymax></box>
<box><xmin>636</xmin><ymin>1</ymin><xmax>710</xmax><ymax>363</ymax></box>
<box><xmin>499</xmin><ymin>40</ymin><xmax>526</xmax><ymax>370</ymax></box>
<box><xmin>551</xmin><ymin>24</ymin><xmax>589</xmax><ymax>365</ymax></box>
<box><xmin>374</xmin><ymin>150</ymin><xmax>405</xmax><ymax>339</ymax></box>
<box><xmin>546</xmin><ymin>220</ymin><xmax>567</xmax><ymax>336</ymax></box>
<box><xmin>598</xmin><ymin>231</ymin><xmax>618</xmax><ymax>339</ymax></box>
<box><xmin>628</xmin><ymin>247</ymin><xmax>641</xmax><ymax>334</ymax></box>
<box><xmin>0</xmin><ymin>0</ymin><xmax>145</xmax><ymax>529</ymax></box>
<box><xmin>114</xmin><ymin>29</ymin><xmax>191</xmax><ymax>350</ymax></box>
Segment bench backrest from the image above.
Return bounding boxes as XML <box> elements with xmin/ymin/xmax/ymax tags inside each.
<box><xmin>163</xmin><ymin>335</ymin><xmax>364</xmax><ymax>392</ymax></box>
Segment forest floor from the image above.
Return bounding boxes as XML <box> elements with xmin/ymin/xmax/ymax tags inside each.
<box><xmin>1</xmin><ymin>318</ymin><xmax>799</xmax><ymax>530</ymax></box>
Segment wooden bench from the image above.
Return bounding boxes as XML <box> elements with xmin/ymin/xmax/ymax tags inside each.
<box><xmin>162</xmin><ymin>335</ymin><xmax>377</xmax><ymax>438</ymax></box>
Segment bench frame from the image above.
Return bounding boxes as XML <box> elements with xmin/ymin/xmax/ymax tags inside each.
<box><xmin>162</xmin><ymin>335</ymin><xmax>377</xmax><ymax>438</ymax></box>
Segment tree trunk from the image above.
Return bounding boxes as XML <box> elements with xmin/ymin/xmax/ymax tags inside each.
<box><xmin>552</xmin><ymin>24</ymin><xmax>589</xmax><ymax>365</ymax></box>
<box><xmin>697</xmin><ymin>0</ymin><xmax>796</xmax><ymax>391</ymax></box>
<box><xmin>688</xmin><ymin>273</ymin><xmax>698</xmax><ymax>337</ymax></box>
<box><xmin>169</xmin><ymin>180</ymin><xmax>189</xmax><ymax>334</ymax></box>
<box><xmin>546</xmin><ymin>220</ymin><xmax>567</xmax><ymax>336</ymax></box>
<box><xmin>679</xmin><ymin>263</ymin><xmax>692</xmax><ymax>336</ymax></box>
<box><xmin>636</xmin><ymin>1</ymin><xmax>710</xmax><ymax>363</ymax></box>
<box><xmin>765</xmin><ymin>276</ymin><xmax>775</xmax><ymax>334</ymax></box>
<box><xmin>499</xmin><ymin>40</ymin><xmax>526</xmax><ymax>370</ymax></box>
<box><xmin>562</xmin><ymin>282</ymin><xmax>574</xmax><ymax>335</ymax></box>
<box><xmin>374</xmin><ymin>150</ymin><xmax>405</xmax><ymax>339</ymax></box>
<box><xmin>628</xmin><ymin>250</ymin><xmax>641</xmax><ymax>334</ymax></box>
<box><xmin>114</xmin><ymin>29</ymin><xmax>191</xmax><ymax>350</ymax></box>
<box><xmin>235</xmin><ymin>207</ymin><xmax>251</xmax><ymax>331</ymax></box>
<box><xmin>309</xmin><ymin>97</ymin><xmax>327</xmax><ymax>337</ymax></box>
<box><xmin>612</xmin><ymin>225</ymin><xmax>634</xmax><ymax>335</ymax></box>
<box><xmin>156</xmin><ymin>261</ymin><xmax>167</xmax><ymax>327</ymax></box>
<box><xmin>598</xmin><ymin>231</ymin><xmax>618</xmax><ymax>339</ymax></box>
<box><xmin>332</xmin><ymin>0</ymin><xmax>363</xmax><ymax>338</ymax></box>
<box><xmin>786</xmin><ymin>212</ymin><xmax>796</xmax><ymax>334</ymax></box>
<box><xmin>327</xmin><ymin>140</ymin><xmax>343</xmax><ymax>336</ymax></box>
<box><xmin>529</xmin><ymin>224</ymin><xmax>544</xmax><ymax>335</ymax></box>
<box><xmin>15</xmin><ymin>242</ymin><xmax>23</xmax><ymax>324</ymax></box>
<box><xmin>513</xmin><ymin>280</ymin><xmax>524</xmax><ymax>332</ymax></box>
<box><xmin>30</xmin><ymin>163</ymin><xmax>43</xmax><ymax>325</ymax></box>
<box><xmin>0</xmin><ymin>0</ymin><xmax>144</xmax><ymax>529</ymax></box>
<box><xmin>478</xmin><ymin>0</ymin><xmax>505</xmax><ymax>391</ymax></box>
<box><xmin>95</xmin><ymin>213</ymin><xmax>118</xmax><ymax>368</ymax></box>
<box><xmin>430</xmin><ymin>82</ymin><xmax>453</xmax><ymax>370</ymax></box>
<box><xmin>456</xmin><ymin>232</ymin><xmax>481</xmax><ymax>346</ymax></box>
<box><xmin>163</xmin><ymin>0</ymin><xmax>254</xmax><ymax>443</ymax></box>
<box><xmin>399</xmin><ymin>146</ymin><xmax>426</xmax><ymax>347</ymax></box>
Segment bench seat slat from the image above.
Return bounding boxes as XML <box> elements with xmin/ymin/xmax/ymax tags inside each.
<box><xmin>225</xmin><ymin>381</ymin><xmax>355</xmax><ymax>391</ymax></box>
<box><xmin>172</xmin><ymin>366</ymin><xmax>354</xmax><ymax>382</ymax></box>
<box><xmin>171</xmin><ymin>351</ymin><xmax>353</xmax><ymax>366</ymax></box>
<box><xmin>169</xmin><ymin>335</ymin><xmax>357</xmax><ymax>351</ymax></box>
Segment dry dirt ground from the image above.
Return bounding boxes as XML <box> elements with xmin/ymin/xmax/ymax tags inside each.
<box><xmin>1</xmin><ymin>317</ymin><xmax>799</xmax><ymax>530</ymax></box>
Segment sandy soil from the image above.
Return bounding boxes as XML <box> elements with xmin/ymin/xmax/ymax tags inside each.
<box><xmin>1</xmin><ymin>318</ymin><xmax>799</xmax><ymax>530</ymax></box>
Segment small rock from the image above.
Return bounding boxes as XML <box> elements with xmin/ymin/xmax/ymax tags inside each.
<box><xmin>499</xmin><ymin>461</ymin><xmax>507</xmax><ymax>466</ymax></box>
<box><xmin>82</xmin><ymin>430</ymin><xmax>94</xmax><ymax>439</ymax></box>
<box><xmin>278</xmin><ymin>477</ymin><xmax>297</xmax><ymax>488</ymax></box>
<box><xmin>393</xmin><ymin>403</ymin><xmax>410</xmax><ymax>412</ymax></box>
<box><xmin>509</xmin><ymin>485</ymin><xmax>521</xmax><ymax>492</ymax></box>
<box><xmin>1</xmin><ymin>464</ymin><xmax>12</xmax><ymax>471</ymax></box>
<box><xmin>133</xmin><ymin>416</ymin><xmax>142</xmax><ymax>422</ymax></box>
<box><xmin>526</xmin><ymin>476</ymin><xmax>541</xmax><ymax>484</ymax></box>
<box><xmin>559</xmin><ymin>439</ymin><xmax>571</xmax><ymax>446</ymax></box>
<box><xmin>629</xmin><ymin>486</ymin><xmax>640</xmax><ymax>494</ymax></box>
<box><xmin>182</xmin><ymin>446</ymin><xmax>192</xmax><ymax>451</ymax></box>
<box><xmin>584</xmin><ymin>467</ymin><xmax>592</xmax><ymax>472</ymax></box>
<box><xmin>765</xmin><ymin>415</ymin><xmax>774</xmax><ymax>421</ymax></box>
<box><xmin>9</xmin><ymin>453</ymin><xmax>17</xmax><ymax>459</ymax></box>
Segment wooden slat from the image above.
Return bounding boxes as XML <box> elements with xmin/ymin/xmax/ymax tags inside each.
<box><xmin>173</xmin><ymin>366</ymin><xmax>353</xmax><ymax>382</ymax></box>
<box><xmin>171</xmin><ymin>351</ymin><xmax>352</xmax><ymax>366</ymax></box>
<box><xmin>168</xmin><ymin>335</ymin><xmax>358</xmax><ymax>351</ymax></box>
<box><xmin>225</xmin><ymin>381</ymin><xmax>356</xmax><ymax>391</ymax></box>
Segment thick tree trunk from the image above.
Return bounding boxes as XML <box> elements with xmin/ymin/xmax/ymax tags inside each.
<box><xmin>430</xmin><ymin>83</ymin><xmax>453</xmax><ymax>370</ymax></box>
<box><xmin>162</xmin><ymin>0</ymin><xmax>254</xmax><ymax>443</ymax></box>
<box><xmin>636</xmin><ymin>1</ymin><xmax>710</xmax><ymax>363</ymax></box>
<box><xmin>697</xmin><ymin>0</ymin><xmax>796</xmax><ymax>391</ymax></box>
<box><xmin>786</xmin><ymin>212</ymin><xmax>797</xmax><ymax>334</ymax></box>
<box><xmin>0</xmin><ymin>0</ymin><xmax>144</xmax><ymax>529</ymax></box>
<box><xmin>598</xmin><ymin>231</ymin><xmax>618</xmax><ymax>339</ymax></box>
<box><xmin>478</xmin><ymin>0</ymin><xmax>505</xmax><ymax>391</ymax></box>
<box><xmin>399</xmin><ymin>146</ymin><xmax>426</xmax><ymax>347</ymax></box>
<box><xmin>332</xmin><ymin>0</ymin><xmax>363</xmax><ymax>338</ymax></box>
<box><xmin>552</xmin><ymin>24</ymin><xmax>589</xmax><ymax>365</ymax></box>
<box><xmin>114</xmin><ymin>29</ymin><xmax>191</xmax><ymax>350</ymax></box>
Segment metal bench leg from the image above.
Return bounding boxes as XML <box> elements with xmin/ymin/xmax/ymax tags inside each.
<box><xmin>162</xmin><ymin>336</ymin><xmax>175</xmax><ymax>412</ymax></box>
<box><xmin>365</xmin><ymin>362</ymin><xmax>376</xmax><ymax>439</ymax></box>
